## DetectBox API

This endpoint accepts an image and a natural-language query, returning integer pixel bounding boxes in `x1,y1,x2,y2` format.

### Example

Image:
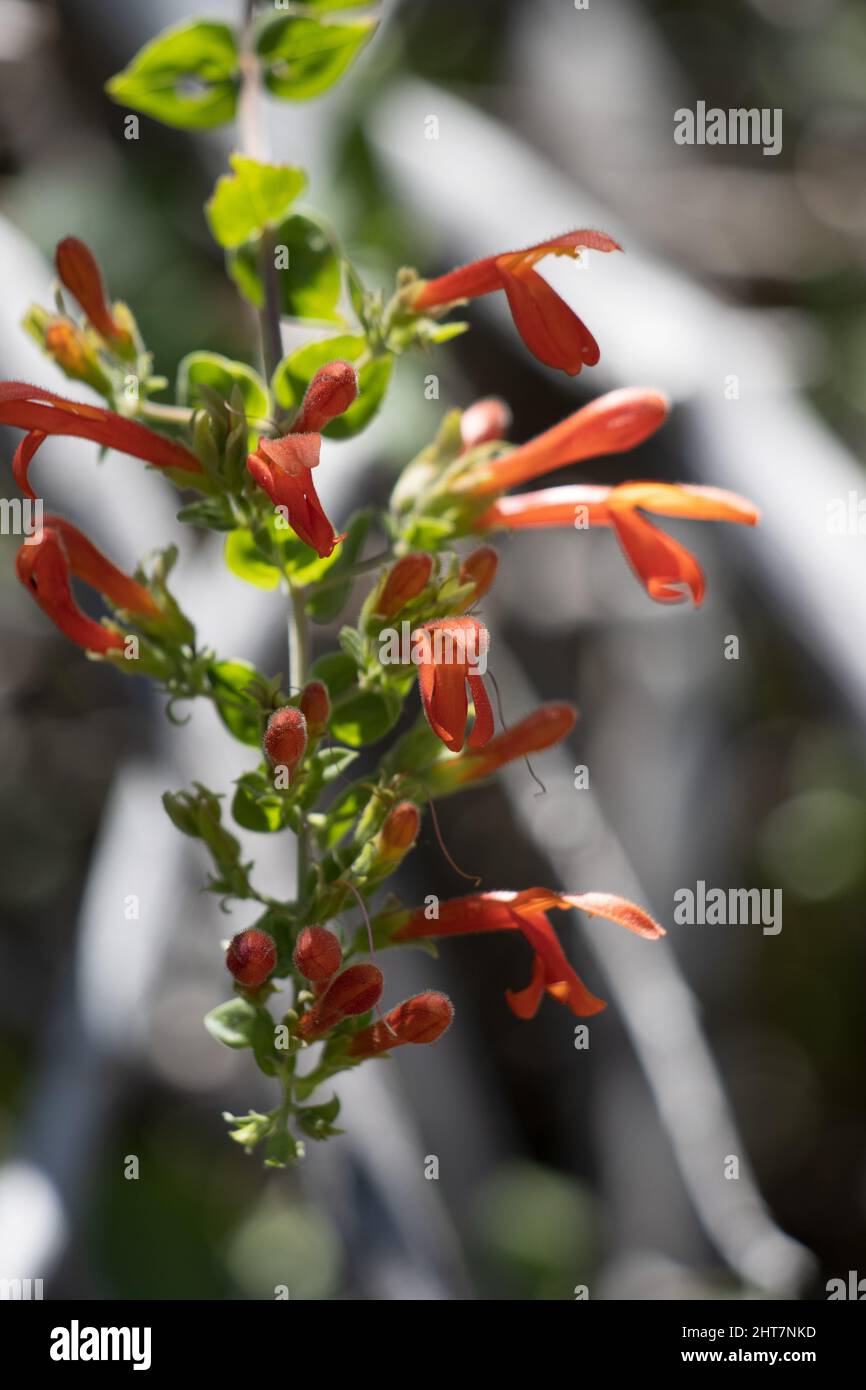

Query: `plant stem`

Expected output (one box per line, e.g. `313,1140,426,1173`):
239,0,283,380
287,580,311,895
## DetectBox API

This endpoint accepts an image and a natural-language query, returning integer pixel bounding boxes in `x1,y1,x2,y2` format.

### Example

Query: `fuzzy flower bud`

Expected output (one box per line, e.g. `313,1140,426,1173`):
299,680,330,736
349,992,454,1057
226,928,277,988
376,552,433,617
378,801,420,860
264,706,308,785
293,925,342,983
292,360,358,434
298,963,384,1039
55,236,133,352
459,545,498,604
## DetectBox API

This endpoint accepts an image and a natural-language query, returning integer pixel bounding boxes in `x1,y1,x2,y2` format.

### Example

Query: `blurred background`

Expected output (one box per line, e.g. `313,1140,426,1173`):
1,0,865,1300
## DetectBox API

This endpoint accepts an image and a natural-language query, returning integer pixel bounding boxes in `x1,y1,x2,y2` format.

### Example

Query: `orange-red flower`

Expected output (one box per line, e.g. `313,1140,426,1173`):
477,481,759,605
414,616,493,753
348,992,454,1057
376,552,433,617
381,889,663,1019
423,702,577,792
407,230,621,375
55,236,133,352
16,517,158,654
0,381,202,500
247,362,358,559
457,388,669,496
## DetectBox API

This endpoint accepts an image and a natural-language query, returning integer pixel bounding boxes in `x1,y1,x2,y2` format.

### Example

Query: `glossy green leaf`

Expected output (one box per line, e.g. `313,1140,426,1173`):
106,20,240,129
205,155,306,249
272,334,392,439
316,780,371,848
229,213,342,323
329,689,401,747
308,650,357,698
225,529,282,590
207,660,265,746
231,781,284,834
177,351,271,423
304,511,372,623
256,15,377,102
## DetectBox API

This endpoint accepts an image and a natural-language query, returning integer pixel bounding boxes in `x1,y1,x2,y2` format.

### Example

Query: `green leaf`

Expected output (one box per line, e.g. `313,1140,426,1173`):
317,780,372,848
207,660,265,747
329,690,401,747
231,781,284,834
256,15,377,102
205,997,260,1049
225,529,283,590
177,351,271,424
176,494,237,531
205,154,307,249
338,626,366,668
271,335,392,440
309,650,357,698
106,20,240,130
229,213,342,323
297,1093,343,1140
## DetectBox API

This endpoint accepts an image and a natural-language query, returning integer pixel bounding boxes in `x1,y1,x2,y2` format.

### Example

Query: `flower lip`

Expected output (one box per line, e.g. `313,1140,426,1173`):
414,616,494,753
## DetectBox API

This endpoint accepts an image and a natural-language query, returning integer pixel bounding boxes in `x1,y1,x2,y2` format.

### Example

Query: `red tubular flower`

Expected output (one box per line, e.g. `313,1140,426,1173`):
299,680,330,736
247,433,342,559
42,514,160,617
297,963,384,1039
407,230,621,375
291,361,358,434
459,397,512,452
16,518,158,654
377,552,433,617
55,236,133,350
348,992,454,1057
293,925,342,983
459,545,498,605
17,530,123,655
477,481,760,605
424,702,577,791
458,388,669,497
264,706,308,782
226,928,277,988
378,801,421,859
414,616,493,753
382,889,663,1020
0,382,202,500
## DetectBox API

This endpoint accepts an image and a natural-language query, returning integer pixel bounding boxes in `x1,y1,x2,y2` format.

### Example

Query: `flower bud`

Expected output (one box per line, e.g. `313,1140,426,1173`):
459,545,498,604
55,236,133,352
299,680,330,736
376,552,433,617
349,992,454,1057
298,963,384,1039
292,361,358,434
378,801,420,860
226,928,277,988
44,319,112,394
460,397,511,452
293,925,342,982
264,706,308,784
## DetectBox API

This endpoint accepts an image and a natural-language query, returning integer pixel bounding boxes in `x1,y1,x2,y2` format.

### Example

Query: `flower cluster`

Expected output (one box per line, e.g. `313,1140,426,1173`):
3,6,759,1164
